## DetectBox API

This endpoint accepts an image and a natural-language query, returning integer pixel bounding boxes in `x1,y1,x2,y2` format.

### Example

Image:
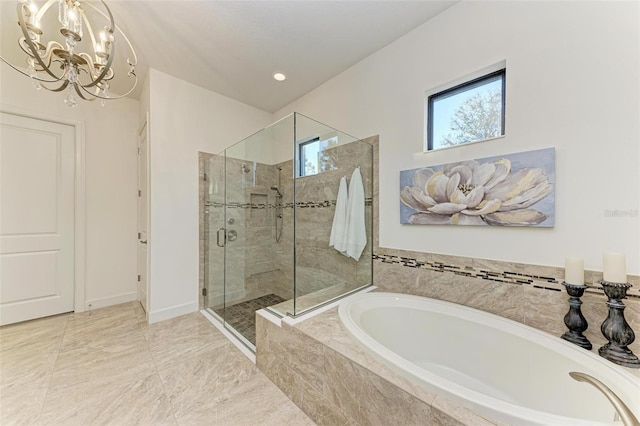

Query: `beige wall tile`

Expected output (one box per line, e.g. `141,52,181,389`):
322,349,362,420
356,365,431,426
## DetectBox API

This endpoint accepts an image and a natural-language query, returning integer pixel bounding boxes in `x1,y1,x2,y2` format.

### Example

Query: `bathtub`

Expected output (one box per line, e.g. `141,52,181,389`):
338,292,640,425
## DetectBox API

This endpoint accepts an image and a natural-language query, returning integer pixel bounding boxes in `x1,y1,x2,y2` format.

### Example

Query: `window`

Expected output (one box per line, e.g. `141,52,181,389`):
298,136,338,177
427,68,505,151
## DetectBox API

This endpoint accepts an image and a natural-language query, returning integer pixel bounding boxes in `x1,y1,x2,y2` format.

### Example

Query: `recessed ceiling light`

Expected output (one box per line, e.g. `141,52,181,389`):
273,72,286,82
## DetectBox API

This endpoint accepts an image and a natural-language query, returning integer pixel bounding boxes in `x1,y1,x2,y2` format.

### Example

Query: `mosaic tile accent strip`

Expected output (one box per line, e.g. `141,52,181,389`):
214,294,287,345
205,198,373,210
372,253,639,299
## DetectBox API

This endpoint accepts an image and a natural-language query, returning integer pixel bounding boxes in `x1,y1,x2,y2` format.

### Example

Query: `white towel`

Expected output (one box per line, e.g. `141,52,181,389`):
345,167,367,261
329,176,349,254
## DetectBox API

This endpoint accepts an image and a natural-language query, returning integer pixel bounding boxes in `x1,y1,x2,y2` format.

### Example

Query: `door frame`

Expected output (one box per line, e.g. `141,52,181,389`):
1,106,87,314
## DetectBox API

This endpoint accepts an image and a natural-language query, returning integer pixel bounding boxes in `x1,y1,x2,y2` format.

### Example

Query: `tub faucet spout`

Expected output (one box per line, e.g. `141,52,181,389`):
569,372,640,426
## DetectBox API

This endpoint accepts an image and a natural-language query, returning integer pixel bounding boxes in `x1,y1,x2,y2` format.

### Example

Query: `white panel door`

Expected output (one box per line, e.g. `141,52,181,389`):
0,112,75,325
137,118,149,315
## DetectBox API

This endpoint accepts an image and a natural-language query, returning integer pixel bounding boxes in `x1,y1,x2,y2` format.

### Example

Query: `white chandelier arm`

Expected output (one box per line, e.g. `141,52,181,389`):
83,1,138,68
20,39,68,73
76,51,97,83
73,82,95,101
27,77,70,93
47,78,70,92
33,0,57,24
78,75,137,100
16,2,61,81
8,39,67,83
81,6,99,62
0,56,67,88
0,56,40,78
80,1,114,88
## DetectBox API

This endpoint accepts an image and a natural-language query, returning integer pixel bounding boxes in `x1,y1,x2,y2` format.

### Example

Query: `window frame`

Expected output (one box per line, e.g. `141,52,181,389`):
426,68,506,151
297,137,321,177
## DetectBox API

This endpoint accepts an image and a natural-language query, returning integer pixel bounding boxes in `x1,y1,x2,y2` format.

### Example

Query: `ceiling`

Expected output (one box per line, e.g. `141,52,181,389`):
0,1,456,112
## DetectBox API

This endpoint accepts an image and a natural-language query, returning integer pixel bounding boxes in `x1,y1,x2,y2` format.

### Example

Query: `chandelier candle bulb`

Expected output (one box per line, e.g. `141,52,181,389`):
603,253,626,283
564,257,584,285
99,31,107,50
28,3,37,24
67,8,76,25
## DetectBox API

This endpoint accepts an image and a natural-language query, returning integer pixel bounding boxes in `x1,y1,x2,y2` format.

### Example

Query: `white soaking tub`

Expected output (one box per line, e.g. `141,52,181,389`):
338,292,640,425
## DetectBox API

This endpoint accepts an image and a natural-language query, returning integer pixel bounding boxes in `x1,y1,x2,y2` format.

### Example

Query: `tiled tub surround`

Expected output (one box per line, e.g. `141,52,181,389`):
256,133,640,424
371,248,640,357
256,307,497,426
256,261,640,425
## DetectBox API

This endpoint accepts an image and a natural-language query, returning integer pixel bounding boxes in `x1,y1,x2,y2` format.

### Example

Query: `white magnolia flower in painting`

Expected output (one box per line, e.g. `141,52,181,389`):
400,158,552,226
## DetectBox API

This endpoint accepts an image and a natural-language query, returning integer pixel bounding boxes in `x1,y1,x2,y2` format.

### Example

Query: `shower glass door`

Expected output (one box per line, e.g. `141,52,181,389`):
204,153,225,324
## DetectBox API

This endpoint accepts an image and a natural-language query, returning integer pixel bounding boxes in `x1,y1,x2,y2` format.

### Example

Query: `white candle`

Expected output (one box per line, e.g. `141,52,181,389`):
28,2,38,26
565,257,584,285
603,252,626,283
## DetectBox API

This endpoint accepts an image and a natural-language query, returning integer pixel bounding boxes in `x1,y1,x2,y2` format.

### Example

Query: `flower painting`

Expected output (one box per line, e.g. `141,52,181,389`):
400,148,555,226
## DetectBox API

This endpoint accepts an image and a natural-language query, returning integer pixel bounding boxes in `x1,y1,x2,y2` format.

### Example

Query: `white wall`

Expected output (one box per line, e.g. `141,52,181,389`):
275,1,640,275
140,70,151,123
1,69,140,309
147,69,272,322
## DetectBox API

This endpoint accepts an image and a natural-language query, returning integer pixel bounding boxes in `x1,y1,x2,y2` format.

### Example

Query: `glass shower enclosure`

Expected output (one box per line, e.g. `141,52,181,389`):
202,113,373,351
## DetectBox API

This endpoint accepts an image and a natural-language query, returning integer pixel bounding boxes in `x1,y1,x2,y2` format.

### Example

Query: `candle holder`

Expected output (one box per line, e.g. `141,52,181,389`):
561,282,592,350
598,280,640,368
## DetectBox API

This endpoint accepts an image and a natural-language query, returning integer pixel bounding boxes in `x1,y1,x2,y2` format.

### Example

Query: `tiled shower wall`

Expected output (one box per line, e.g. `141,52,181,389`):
272,138,374,300
199,136,374,311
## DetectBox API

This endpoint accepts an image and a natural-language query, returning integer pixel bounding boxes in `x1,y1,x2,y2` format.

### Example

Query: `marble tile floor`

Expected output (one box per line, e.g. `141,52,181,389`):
0,302,314,426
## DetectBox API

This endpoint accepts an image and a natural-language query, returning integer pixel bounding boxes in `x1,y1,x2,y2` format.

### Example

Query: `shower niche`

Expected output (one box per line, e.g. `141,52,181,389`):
200,112,373,351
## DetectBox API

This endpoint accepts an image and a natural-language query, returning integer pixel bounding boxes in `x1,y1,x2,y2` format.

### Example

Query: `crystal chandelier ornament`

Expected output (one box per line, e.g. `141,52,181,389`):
1,0,137,107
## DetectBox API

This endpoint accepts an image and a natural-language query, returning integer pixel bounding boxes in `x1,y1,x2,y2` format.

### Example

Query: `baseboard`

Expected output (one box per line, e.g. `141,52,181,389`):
85,292,137,311
148,301,198,324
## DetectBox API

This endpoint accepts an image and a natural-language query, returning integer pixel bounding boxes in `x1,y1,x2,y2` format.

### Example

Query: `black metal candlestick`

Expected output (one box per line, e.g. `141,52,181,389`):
598,280,640,368
561,282,592,350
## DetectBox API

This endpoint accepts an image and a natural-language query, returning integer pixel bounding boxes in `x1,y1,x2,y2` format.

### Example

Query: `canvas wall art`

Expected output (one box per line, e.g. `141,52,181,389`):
400,148,555,226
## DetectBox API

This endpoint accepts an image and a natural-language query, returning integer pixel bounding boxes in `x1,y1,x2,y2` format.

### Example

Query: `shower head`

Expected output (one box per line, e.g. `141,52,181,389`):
270,186,283,197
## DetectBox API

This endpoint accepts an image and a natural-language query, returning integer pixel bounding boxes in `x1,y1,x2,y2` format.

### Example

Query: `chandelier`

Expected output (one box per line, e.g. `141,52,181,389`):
0,0,137,107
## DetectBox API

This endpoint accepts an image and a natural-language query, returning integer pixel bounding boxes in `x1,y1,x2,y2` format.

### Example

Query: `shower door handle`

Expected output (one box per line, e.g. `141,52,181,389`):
216,227,226,247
